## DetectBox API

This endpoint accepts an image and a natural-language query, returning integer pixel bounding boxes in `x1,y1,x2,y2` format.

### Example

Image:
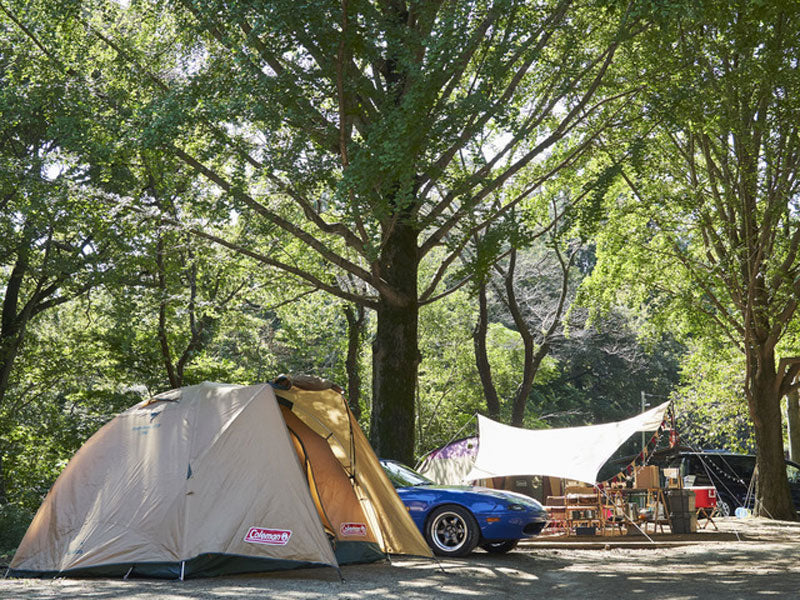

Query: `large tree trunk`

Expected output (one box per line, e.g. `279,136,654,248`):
787,389,800,463
473,284,500,419
749,348,797,520
370,220,418,465
155,235,179,389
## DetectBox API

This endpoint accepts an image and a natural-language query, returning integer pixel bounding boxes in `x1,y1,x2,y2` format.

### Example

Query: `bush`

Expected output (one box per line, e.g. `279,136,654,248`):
0,503,33,561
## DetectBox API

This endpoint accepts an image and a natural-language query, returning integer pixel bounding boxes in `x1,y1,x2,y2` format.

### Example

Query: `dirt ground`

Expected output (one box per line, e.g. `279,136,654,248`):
3,517,800,599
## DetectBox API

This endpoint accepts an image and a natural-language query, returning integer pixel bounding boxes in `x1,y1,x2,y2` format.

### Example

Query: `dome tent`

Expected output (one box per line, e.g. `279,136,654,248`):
9,377,431,579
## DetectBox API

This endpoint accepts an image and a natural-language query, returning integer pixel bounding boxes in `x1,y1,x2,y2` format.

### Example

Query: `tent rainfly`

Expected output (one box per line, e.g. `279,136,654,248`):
416,437,480,487
464,401,672,484
8,377,432,579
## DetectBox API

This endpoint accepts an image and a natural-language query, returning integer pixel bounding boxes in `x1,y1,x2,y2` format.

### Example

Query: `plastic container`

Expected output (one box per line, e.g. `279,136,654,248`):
686,486,716,508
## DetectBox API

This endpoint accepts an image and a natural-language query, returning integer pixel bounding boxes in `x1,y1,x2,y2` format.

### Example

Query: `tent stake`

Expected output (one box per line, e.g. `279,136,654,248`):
179,560,185,581
123,566,133,580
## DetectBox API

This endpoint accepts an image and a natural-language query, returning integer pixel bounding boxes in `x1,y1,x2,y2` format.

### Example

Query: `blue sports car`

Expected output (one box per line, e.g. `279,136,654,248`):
380,459,548,557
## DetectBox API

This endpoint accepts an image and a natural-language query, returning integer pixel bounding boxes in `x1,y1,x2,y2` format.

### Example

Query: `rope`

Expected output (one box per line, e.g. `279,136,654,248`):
678,439,746,540
596,486,656,544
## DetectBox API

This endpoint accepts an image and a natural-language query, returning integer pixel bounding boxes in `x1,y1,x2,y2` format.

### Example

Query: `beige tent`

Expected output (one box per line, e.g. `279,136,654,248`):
9,378,431,579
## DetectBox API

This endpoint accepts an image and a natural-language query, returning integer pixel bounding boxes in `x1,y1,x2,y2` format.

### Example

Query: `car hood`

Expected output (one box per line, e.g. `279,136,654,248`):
411,484,545,510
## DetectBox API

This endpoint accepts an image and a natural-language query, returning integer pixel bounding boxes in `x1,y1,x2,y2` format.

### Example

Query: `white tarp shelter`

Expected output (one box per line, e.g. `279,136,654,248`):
465,401,671,484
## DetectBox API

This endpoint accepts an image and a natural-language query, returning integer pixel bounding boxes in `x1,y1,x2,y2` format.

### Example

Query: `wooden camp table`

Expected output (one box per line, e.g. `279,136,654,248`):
603,488,672,534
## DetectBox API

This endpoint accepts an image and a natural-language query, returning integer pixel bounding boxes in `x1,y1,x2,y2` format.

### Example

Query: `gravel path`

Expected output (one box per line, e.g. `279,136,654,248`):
4,518,800,599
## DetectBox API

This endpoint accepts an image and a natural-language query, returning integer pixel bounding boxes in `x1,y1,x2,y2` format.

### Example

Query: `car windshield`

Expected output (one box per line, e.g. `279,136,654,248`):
381,460,435,487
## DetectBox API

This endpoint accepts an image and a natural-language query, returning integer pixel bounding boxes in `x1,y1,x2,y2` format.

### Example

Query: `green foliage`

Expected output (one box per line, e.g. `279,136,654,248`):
675,343,754,453
0,503,33,559
5,0,796,528
534,309,681,426
415,285,557,454
0,300,142,512
269,291,358,387
416,288,483,455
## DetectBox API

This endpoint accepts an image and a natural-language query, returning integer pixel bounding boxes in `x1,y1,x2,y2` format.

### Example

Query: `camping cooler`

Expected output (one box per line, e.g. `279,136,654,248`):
686,486,717,509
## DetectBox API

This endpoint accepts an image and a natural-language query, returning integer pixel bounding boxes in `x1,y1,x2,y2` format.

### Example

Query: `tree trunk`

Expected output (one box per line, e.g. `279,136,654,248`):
749,348,797,520
0,329,23,409
787,389,800,463
473,284,500,419
504,249,537,428
370,220,418,465
156,235,179,388
511,344,549,427
344,304,365,420
511,341,536,427
0,452,6,505
0,259,30,506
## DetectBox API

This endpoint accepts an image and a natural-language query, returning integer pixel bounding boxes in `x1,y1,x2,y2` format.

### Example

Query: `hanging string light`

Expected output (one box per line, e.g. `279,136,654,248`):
598,404,675,490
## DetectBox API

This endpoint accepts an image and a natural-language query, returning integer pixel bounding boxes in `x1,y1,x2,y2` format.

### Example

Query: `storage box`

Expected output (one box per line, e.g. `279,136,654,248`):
575,526,597,536
666,489,696,512
634,465,661,489
669,511,698,534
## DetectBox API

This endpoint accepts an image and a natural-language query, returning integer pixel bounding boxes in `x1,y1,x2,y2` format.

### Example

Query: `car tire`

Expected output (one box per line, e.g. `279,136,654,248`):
425,504,480,557
716,499,732,517
480,540,519,554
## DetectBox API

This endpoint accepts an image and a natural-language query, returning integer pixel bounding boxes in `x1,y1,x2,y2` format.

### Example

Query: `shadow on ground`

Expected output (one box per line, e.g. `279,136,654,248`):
4,519,800,599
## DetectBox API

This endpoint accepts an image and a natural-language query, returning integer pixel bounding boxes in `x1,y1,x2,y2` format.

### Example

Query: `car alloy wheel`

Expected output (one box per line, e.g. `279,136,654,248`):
425,505,480,557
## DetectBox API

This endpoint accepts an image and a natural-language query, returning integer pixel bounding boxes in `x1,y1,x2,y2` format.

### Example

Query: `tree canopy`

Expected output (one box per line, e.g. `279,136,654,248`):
1,0,799,546
582,0,800,518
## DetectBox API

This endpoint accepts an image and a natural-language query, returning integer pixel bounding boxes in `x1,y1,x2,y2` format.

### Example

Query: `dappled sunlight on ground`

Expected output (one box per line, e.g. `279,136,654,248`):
4,518,800,599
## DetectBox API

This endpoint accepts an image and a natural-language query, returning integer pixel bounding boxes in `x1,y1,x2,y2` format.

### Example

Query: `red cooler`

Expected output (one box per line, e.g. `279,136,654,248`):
687,486,717,509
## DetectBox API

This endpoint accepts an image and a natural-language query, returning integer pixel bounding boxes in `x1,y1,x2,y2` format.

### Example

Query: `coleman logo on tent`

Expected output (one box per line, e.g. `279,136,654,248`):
243,527,292,546
339,522,367,537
